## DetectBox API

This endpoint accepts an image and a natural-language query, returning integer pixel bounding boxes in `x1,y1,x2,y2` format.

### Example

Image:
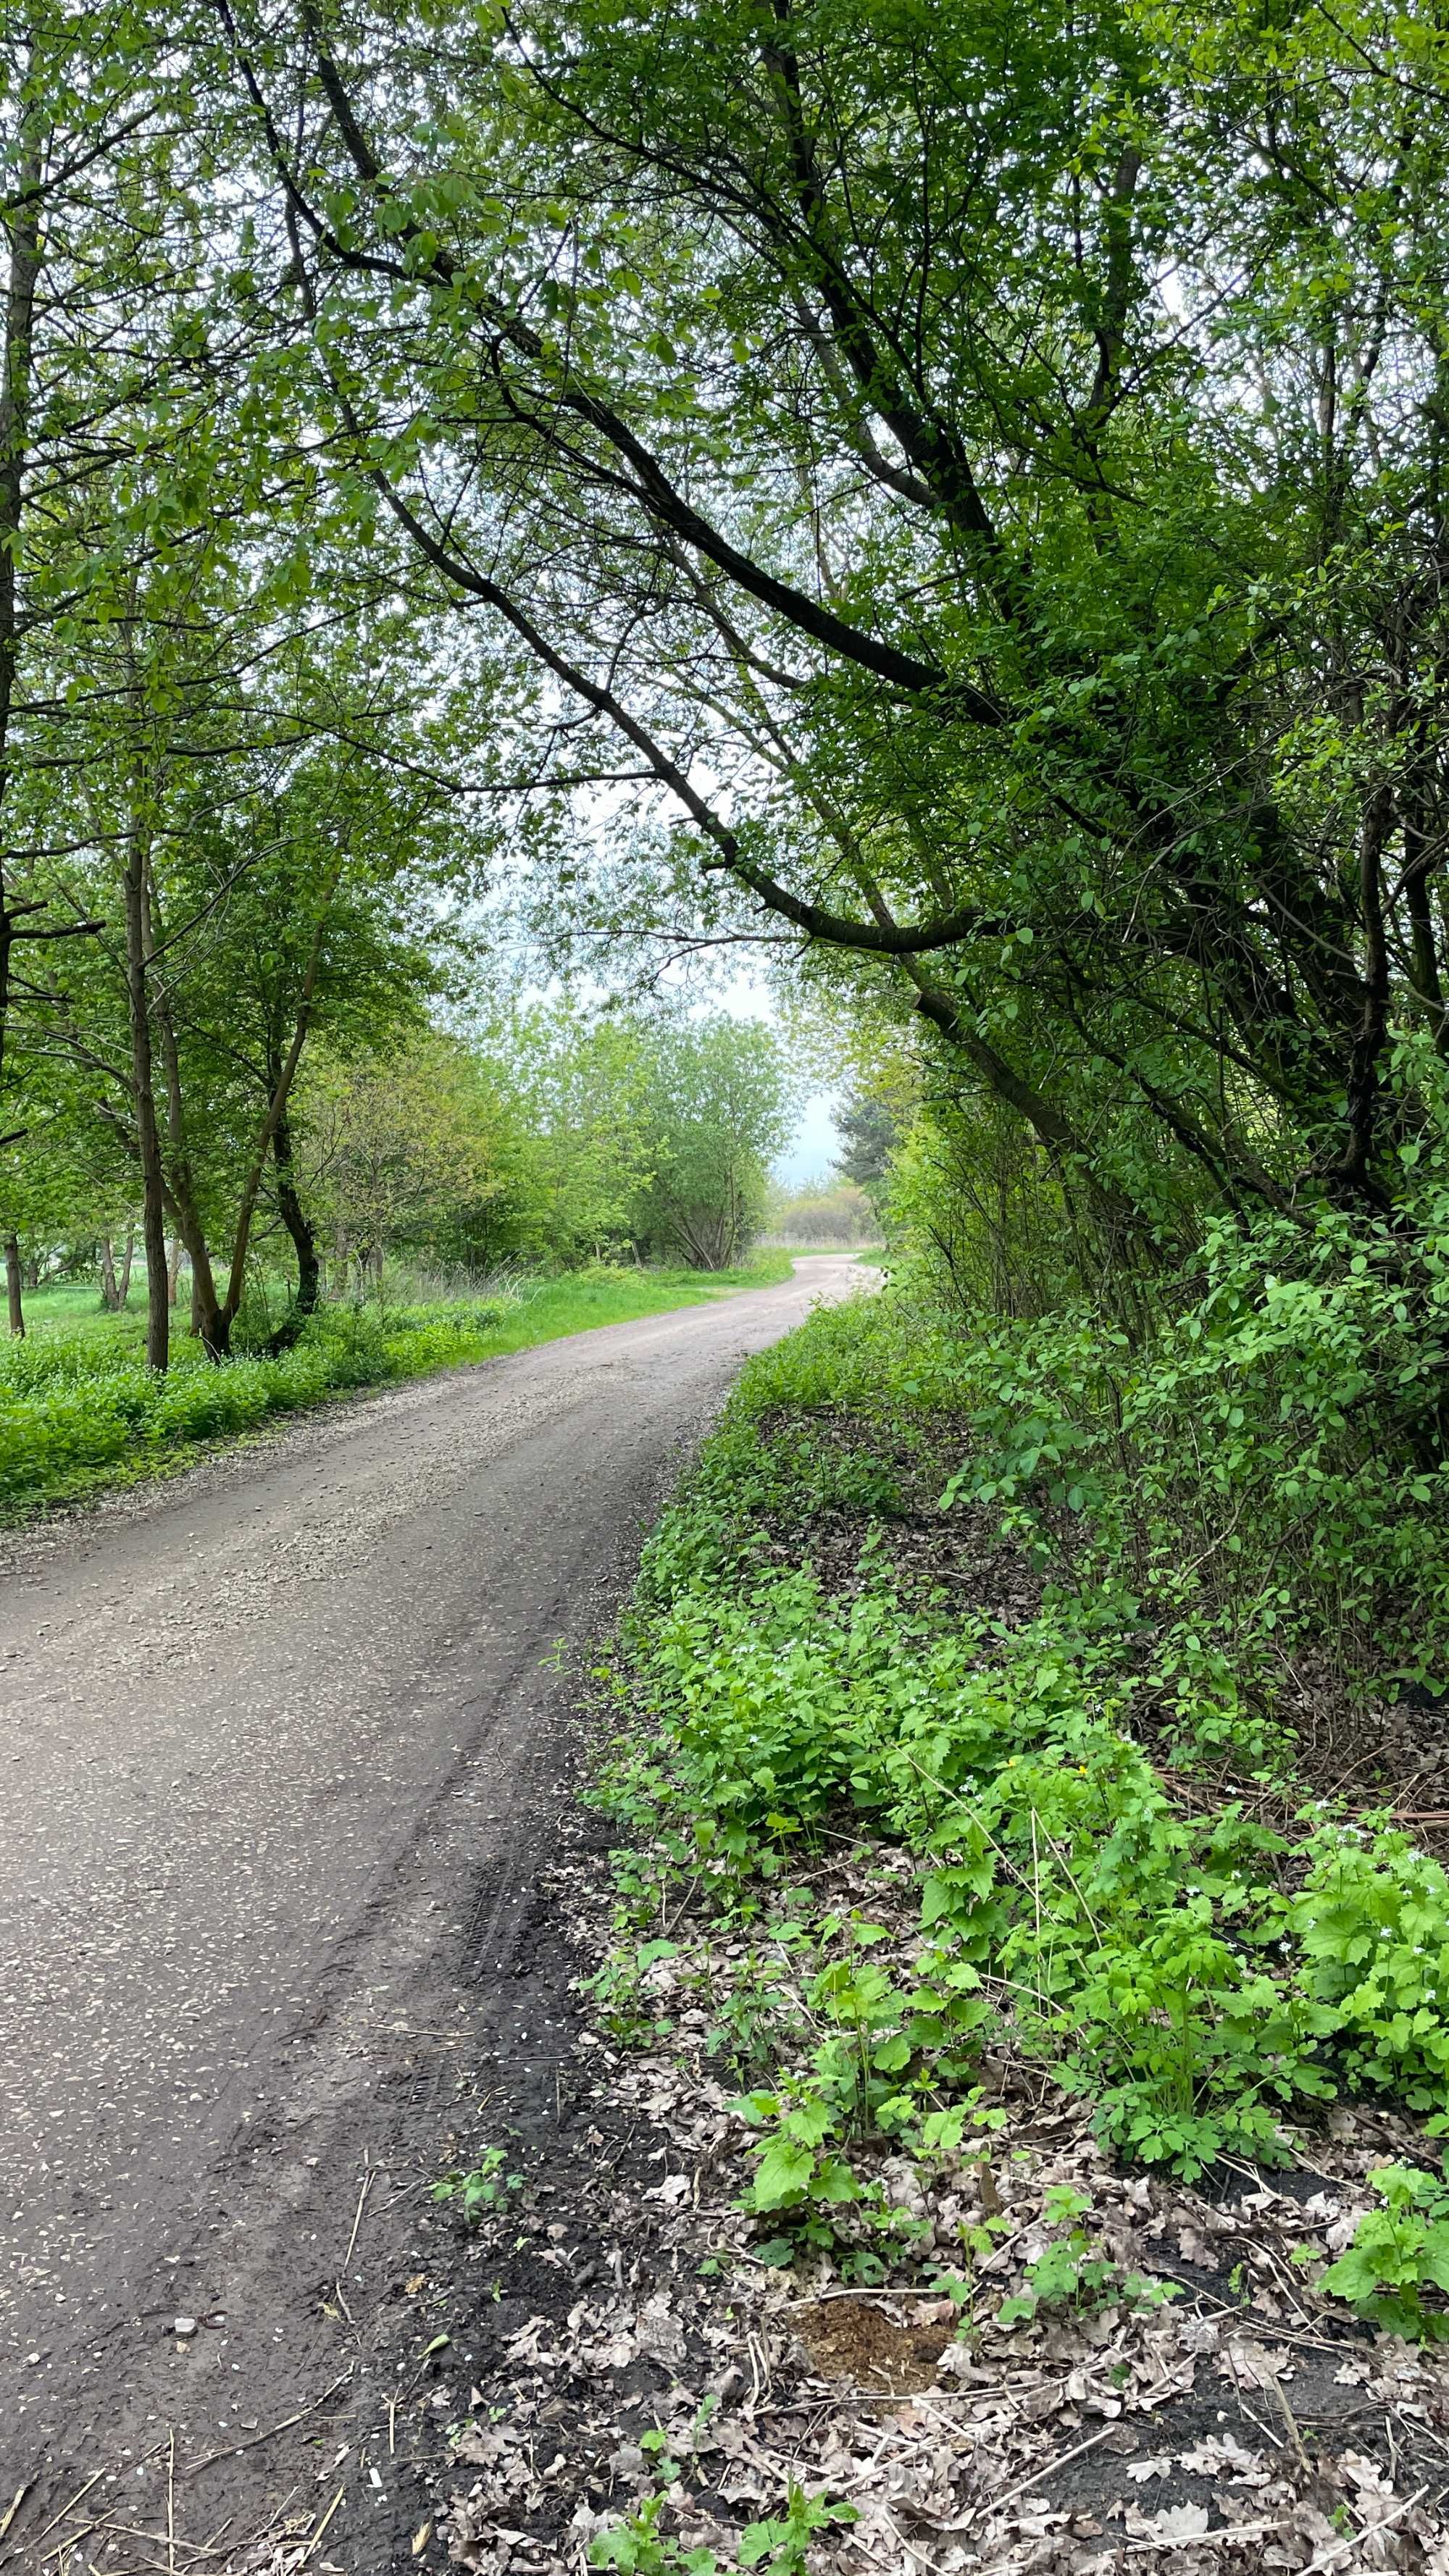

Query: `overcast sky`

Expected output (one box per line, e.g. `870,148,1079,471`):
777,1090,841,1187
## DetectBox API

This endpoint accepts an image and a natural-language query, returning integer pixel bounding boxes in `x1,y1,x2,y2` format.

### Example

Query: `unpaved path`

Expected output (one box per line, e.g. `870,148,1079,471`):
0,1257,863,2565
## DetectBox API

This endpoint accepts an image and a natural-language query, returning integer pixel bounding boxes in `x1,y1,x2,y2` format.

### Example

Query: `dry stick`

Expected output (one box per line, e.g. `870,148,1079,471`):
301,2486,346,2565
1272,2373,1312,2475
43,2514,104,2564
343,2165,372,2275
167,2427,175,2576
1112,2519,1281,2558
183,2372,351,2477
80,2524,216,2563
1308,2488,1429,2570
969,2422,1121,2525
33,2446,169,2546
0,2491,27,2545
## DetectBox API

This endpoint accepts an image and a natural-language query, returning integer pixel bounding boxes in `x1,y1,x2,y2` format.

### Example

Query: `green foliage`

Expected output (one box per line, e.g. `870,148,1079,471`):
1321,2167,1449,2343
768,1182,878,1250
588,2484,856,2575
996,2185,1177,2327
432,2148,523,2225
599,1281,1449,2190
0,1258,790,1518
900,1141,1449,1693
635,1015,794,1272
1289,1831,1449,2111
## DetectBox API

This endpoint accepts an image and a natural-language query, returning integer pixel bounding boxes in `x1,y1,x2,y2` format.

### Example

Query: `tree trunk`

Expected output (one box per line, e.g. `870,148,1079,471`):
167,1236,182,1305
5,1232,23,1337
99,1234,119,1311
151,915,330,1363
0,92,41,1102
117,1226,135,1307
121,821,170,1372
272,1108,320,1314
149,965,229,1355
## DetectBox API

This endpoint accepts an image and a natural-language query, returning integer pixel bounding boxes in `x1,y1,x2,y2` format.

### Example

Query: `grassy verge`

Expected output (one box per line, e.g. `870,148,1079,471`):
595,1280,1449,2257
0,1251,795,1521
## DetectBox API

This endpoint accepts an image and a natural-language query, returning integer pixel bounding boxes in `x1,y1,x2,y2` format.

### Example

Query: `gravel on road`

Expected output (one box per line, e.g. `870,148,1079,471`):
0,1255,864,2564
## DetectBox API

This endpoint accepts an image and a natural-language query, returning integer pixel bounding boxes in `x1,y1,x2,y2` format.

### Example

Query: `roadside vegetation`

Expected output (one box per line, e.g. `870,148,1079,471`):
0,995,806,1513
558,1084,1449,2564
0,1254,792,1519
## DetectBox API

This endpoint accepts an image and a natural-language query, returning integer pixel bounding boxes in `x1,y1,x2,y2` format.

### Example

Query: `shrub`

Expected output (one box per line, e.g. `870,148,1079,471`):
1321,2165,1449,2341
601,1278,1449,2185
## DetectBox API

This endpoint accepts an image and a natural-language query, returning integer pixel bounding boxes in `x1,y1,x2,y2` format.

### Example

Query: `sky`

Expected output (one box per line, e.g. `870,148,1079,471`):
711,971,843,1189
777,1090,841,1187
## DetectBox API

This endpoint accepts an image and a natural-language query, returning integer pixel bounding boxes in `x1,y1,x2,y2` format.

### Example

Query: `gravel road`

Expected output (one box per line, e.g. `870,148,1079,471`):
0,1256,864,2555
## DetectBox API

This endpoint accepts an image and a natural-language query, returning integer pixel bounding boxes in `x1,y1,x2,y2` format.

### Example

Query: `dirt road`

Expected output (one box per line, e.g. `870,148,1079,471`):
0,1256,863,2564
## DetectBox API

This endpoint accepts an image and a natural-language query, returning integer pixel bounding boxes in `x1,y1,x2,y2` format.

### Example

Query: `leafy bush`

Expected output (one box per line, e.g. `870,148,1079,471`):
996,2185,1176,2327
1321,2165,1449,2342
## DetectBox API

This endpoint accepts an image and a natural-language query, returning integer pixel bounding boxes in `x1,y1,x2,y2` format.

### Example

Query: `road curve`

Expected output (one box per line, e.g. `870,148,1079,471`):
0,1255,864,2531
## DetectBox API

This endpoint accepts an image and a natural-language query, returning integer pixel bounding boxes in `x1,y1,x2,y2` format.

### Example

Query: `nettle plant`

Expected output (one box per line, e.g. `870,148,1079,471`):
432,2146,523,2227
603,1289,1449,2207
588,2407,858,2576
731,1918,993,2272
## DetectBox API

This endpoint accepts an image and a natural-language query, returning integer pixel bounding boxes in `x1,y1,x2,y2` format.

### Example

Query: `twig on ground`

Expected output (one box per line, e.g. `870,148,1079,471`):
1308,2485,1427,2569
969,2422,1122,2526
343,2163,372,2274
183,2371,352,2477
301,2486,346,2564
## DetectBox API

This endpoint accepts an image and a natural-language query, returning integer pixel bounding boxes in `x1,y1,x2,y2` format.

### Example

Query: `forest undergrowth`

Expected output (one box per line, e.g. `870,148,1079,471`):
561,1247,1449,2570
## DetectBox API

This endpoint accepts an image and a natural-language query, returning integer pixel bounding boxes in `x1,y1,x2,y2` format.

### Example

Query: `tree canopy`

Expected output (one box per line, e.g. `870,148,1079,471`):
8,0,1449,1348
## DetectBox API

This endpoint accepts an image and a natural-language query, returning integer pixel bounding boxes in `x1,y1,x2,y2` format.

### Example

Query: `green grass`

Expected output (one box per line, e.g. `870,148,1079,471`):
0,1251,796,1522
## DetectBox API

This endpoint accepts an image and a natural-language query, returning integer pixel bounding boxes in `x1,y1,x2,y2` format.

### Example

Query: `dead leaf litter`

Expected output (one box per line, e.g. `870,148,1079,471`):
402,1843,1449,2576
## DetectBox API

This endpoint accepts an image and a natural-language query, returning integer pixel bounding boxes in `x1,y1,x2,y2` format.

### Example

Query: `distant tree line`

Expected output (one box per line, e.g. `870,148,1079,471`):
1,1006,791,1336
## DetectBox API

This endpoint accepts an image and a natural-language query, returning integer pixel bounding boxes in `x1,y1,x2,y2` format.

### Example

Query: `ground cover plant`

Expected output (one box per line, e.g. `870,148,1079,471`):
0,1254,792,1518
551,1253,1449,2564
596,1245,1449,2252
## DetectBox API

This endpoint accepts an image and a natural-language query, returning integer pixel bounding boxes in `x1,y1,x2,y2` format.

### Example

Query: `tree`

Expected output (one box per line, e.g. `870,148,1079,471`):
501,1005,656,1267
835,1095,901,1220
0,4,221,1139
296,1032,511,1292
637,1016,791,1270
28,561,486,1356
218,0,1449,1261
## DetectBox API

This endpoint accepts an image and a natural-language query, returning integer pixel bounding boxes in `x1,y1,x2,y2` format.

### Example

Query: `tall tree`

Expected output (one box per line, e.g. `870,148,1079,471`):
218,0,1449,1247
0,4,219,1153
30,561,484,1355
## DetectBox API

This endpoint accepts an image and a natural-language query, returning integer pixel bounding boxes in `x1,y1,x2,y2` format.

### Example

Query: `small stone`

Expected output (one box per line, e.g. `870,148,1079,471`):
174,2316,198,2339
